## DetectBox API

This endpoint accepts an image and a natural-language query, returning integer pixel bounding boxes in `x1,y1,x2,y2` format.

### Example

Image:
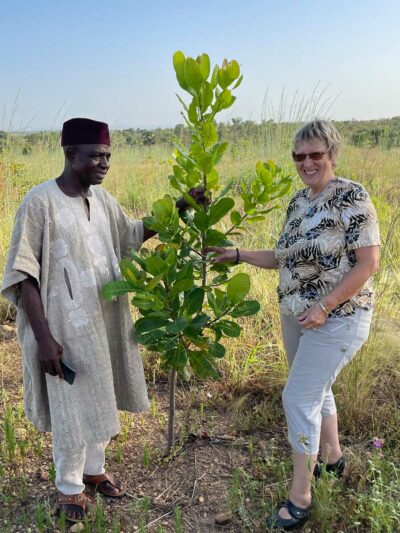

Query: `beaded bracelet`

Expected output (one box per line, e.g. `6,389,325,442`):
234,248,240,265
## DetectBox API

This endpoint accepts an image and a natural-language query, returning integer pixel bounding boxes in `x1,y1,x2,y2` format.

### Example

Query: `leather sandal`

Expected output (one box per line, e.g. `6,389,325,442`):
56,492,88,523
314,455,345,479
83,473,126,498
266,499,312,531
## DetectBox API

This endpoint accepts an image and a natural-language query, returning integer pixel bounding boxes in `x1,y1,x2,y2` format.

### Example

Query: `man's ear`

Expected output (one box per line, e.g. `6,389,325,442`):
64,145,78,162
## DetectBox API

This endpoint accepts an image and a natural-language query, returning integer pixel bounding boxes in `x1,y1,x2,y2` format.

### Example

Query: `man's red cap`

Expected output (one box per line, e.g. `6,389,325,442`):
61,118,110,146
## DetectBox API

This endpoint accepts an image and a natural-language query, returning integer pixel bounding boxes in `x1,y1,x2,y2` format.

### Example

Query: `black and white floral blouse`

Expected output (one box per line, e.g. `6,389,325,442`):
275,177,380,317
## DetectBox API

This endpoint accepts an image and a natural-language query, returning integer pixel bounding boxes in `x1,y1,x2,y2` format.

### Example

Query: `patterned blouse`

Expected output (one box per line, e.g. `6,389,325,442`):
275,177,380,317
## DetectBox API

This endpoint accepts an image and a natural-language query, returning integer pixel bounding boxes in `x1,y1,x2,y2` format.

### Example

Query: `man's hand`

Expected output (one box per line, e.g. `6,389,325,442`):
175,187,211,212
37,334,64,379
20,276,65,379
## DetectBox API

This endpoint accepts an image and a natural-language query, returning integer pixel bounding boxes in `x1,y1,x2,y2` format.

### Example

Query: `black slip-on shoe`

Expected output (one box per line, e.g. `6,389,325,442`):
266,499,312,531
313,455,345,479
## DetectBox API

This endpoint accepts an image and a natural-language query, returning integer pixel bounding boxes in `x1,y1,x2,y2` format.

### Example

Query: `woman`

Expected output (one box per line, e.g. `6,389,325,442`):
208,120,380,530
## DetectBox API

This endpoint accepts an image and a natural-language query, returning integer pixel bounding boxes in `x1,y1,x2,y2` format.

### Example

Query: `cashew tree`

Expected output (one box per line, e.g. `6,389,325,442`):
103,51,293,452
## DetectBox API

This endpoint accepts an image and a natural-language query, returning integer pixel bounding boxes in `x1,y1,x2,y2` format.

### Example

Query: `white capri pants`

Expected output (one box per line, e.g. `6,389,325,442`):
280,307,372,455
53,439,109,495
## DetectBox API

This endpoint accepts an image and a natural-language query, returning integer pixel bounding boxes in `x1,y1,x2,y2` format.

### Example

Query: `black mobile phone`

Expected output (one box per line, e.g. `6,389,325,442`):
60,360,76,385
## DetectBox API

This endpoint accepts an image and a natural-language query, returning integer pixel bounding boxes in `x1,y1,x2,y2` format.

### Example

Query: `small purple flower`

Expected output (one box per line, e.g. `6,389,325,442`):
372,437,384,449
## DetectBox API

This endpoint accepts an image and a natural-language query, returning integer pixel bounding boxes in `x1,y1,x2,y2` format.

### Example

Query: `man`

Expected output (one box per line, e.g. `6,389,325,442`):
1,118,197,522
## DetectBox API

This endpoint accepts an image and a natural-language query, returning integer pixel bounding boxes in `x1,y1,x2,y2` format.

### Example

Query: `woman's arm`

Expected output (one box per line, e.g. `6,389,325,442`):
298,245,380,329
206,247,278,269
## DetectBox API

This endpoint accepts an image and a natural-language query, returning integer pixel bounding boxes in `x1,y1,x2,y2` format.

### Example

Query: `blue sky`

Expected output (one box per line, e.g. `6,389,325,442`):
1,0,399,131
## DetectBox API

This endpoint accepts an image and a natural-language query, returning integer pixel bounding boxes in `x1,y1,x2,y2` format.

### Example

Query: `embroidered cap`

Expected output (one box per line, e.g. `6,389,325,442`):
61,118,110,146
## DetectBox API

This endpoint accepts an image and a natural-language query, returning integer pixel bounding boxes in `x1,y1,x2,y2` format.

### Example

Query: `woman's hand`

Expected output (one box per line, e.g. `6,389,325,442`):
206,247,237,263
297,302,327,329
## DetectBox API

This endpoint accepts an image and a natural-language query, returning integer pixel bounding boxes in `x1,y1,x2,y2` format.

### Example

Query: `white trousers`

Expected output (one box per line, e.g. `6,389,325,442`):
53,439,109,495
280,308,372,455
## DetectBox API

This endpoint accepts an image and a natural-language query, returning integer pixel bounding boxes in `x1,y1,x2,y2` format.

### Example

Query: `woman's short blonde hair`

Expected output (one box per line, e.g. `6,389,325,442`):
293,119,342,162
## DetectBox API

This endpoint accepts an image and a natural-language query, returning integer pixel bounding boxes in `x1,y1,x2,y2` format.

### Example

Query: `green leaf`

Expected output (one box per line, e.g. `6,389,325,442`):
210,65,219,88
227,272,251,302
135,329,168,345
197,153,214,174
129,249,147,270
206,168,220,190
173,164,186,183
152,195,175,221
170,344,188,370
212,142,228,165
210,273,229,286
200,82,213,112
169,175,181,190
226,59,240,82
132,294,164,311
201,122,218,148
175,262,194,282
196,53,210,79
119,259,143,288
204,229,233,247
146,273,164,290
218,90,234,109
170,277,194,296
232,74,243,90
145,256,168,276
135,317,169,335
230,210,242,226
134,317,169,345
229,300,260,318
193,210,209,231
151,336,179,353
102,280,133,300
184,57,204,90
186,169,202,187
187,313,209,330
184,287,205,315
163,247,177,269
189,351,219,379
188,100,199,124
208,342,226,359
166,317,187,334
217,66,230,90
208,197,235,225
173,51,189,90
217,320,242,337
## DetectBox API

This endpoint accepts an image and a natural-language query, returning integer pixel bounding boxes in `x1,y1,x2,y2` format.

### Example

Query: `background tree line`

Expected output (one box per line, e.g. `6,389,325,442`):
2,116,400,154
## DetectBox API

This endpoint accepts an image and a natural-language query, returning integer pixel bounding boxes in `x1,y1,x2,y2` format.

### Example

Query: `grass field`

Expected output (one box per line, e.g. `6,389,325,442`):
0,130,399,532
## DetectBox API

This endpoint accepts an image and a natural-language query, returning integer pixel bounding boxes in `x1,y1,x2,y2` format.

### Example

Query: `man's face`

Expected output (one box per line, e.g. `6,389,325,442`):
71,144,111,186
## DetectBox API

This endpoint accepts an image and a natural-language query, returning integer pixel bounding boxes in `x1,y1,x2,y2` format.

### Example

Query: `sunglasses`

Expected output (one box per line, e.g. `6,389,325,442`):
292,151,327,162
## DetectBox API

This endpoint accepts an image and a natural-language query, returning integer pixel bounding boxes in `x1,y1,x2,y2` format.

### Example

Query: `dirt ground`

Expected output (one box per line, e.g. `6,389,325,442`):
0,325,292,533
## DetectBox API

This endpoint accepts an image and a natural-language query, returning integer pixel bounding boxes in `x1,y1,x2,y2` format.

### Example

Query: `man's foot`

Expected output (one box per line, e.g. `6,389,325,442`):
56,492,88,523
266,499,312,530
314,455,345,479
83,473,125,498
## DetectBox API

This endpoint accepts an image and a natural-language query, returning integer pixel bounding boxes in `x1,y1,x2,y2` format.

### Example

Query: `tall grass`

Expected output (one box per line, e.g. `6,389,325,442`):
0,135,400,426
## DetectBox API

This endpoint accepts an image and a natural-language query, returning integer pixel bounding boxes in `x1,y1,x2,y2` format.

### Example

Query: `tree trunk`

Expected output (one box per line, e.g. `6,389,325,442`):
167,368,177,453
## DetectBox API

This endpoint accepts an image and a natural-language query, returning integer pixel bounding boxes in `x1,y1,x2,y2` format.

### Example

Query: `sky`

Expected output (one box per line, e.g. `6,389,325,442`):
1,0,399,131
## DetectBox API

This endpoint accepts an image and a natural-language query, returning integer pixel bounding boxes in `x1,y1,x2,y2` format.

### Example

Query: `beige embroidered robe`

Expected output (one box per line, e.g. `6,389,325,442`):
1,180,149,448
